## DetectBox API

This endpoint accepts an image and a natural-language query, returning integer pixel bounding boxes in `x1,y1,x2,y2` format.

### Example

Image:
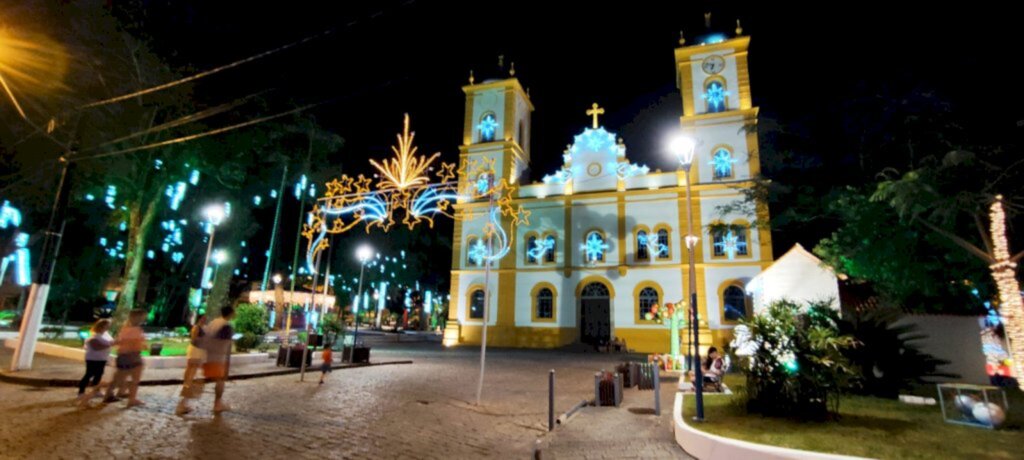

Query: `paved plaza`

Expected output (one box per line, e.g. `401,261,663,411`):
0,340,689,459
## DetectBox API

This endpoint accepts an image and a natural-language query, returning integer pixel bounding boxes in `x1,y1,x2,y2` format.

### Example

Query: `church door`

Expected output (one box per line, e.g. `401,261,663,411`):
580,282,611,346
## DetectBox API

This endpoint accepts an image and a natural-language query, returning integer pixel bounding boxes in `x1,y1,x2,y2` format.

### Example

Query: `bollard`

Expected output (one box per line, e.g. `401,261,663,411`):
654,365,661,416
614,373,622,407
594,372,601,407
548,369,555,432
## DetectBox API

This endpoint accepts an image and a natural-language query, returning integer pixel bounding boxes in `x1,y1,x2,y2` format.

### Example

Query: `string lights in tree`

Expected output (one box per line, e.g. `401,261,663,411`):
989,195,1024,388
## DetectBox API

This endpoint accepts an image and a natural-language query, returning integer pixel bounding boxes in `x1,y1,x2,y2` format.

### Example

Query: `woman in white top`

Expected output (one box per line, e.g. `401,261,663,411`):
77,319,113,404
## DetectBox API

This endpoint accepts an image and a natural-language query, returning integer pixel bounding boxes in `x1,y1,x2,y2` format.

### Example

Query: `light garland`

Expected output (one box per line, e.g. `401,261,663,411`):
989,196,1024,387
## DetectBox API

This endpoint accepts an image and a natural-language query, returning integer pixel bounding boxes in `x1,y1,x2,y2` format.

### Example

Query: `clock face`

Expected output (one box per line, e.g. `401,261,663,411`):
701,55,725,75
586,162,602,177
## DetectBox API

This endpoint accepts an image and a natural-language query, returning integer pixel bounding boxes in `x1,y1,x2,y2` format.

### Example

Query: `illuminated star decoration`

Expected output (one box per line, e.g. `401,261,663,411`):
477,114,499,142
714,230,747,260
710,149,735,178
581,232,609,263
526,237,555,261
614,162,650,180
703,82,728,112
304,115,531,273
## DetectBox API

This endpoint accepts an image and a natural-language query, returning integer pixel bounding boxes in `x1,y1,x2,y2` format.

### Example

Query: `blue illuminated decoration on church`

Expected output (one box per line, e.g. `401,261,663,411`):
704,81,728,113
478,113,499,142
710,149,735,179
581,232,608,262
714,230,747,260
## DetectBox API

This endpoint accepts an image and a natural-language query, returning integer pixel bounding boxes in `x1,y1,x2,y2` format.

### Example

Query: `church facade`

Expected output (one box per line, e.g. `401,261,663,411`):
444,33,772,354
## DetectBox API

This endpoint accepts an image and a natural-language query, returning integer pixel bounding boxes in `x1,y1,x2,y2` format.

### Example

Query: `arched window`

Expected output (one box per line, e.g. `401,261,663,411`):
636,230,650,260
526,235,538,264
712,226,749,259
469,289,485,319
583,231,607,262
723,285,748,321
710,148,735,179
535,288,554,320
544,235,556,263
637,286,659,320
704,80,727,113
466,236,479,265
656,228,670,259
478,113,498,143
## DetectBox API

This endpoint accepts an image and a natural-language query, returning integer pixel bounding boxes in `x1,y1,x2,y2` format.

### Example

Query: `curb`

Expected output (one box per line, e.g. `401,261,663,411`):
0,360,413,388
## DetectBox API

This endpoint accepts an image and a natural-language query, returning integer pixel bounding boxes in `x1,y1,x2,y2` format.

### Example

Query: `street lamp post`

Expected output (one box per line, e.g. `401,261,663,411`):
351,245,373,349
668,134,705,421
197,204,226,322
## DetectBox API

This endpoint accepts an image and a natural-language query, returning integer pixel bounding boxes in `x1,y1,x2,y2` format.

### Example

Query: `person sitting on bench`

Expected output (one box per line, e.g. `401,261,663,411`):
699,347,726,392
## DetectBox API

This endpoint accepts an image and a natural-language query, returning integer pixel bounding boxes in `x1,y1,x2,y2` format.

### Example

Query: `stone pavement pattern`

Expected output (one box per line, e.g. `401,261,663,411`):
0,342,691,459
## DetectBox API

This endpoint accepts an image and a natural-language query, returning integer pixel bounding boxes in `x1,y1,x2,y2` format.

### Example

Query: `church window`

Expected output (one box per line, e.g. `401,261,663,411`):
723,285,749,322
637,230,650,260
469,288,485,319
636,285,660,321
656,228,670,259
710,148,735,179
583,231,607,262
544,234,556,263
535,287,554,320
704,80,727,113
478,113,499,143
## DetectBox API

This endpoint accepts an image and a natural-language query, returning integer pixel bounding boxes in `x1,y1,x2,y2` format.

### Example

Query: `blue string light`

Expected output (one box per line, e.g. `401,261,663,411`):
710,149,735,178
581,232,609,262
477,114,499,142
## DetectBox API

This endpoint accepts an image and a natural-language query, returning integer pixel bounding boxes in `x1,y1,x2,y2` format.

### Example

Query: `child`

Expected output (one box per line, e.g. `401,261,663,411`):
77,319,113,405
104,309,148,407
319,344,333,385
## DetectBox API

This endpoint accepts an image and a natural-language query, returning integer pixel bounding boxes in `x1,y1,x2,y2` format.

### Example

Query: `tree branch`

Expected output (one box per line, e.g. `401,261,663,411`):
915,217,995,264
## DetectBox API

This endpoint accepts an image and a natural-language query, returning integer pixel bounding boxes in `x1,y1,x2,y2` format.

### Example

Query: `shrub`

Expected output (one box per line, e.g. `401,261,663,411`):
739,300,858,420
233,303,269,351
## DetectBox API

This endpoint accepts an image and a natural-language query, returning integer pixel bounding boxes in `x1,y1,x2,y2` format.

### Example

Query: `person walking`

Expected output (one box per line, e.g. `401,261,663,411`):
175,315,207,415
104,309,148,407
202,306,235,413
77,319,113,406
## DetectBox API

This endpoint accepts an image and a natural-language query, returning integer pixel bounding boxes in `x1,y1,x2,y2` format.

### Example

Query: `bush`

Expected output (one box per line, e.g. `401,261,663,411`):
233,303,269,351
174,326,189,338
739,300,858,420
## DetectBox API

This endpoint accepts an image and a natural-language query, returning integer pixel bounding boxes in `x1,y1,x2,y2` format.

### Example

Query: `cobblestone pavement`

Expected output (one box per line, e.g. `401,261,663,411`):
0,342,691,459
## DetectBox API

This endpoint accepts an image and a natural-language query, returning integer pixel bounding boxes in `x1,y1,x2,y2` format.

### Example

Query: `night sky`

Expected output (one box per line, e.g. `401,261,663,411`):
9,1,1023,263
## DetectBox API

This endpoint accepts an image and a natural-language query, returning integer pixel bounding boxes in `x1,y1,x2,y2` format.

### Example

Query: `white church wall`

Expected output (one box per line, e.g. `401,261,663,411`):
571,199,619,267
693,122,752,183
517,201,565,267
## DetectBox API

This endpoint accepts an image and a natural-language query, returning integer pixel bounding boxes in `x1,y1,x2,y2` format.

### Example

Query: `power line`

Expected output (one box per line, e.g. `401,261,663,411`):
71,78,405,163
74,0,416,111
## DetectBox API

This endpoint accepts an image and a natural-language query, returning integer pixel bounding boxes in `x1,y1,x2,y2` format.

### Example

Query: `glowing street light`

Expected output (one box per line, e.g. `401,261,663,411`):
667,131,705,421
351,244,374,350
272,273,283,285
197,203,227,320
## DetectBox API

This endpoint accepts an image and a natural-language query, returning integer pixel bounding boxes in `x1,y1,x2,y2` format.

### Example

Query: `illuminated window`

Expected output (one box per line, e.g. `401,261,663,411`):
478,113,498,143
638,286,659,319
704,80,727,113
637,230,650,260
657,229,670,259
710,148,735,179
544,234,556,263
526,235,538,264
469,289,485,319
723,285,748,321
536,288,554,319
466,236,478,265
583,231,607,262
712,226,749,259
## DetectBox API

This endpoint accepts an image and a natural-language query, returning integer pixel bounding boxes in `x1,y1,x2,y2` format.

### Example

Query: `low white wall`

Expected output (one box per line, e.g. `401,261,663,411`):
3,338,272,369
673,393,873,460
892,314,988,385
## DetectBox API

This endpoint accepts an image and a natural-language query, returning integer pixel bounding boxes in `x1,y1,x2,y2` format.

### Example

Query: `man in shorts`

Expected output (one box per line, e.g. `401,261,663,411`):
203,305,236,413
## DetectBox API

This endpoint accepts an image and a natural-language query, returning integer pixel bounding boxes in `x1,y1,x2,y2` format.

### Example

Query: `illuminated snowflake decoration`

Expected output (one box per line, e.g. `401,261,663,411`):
614,162,650,180
304,114,529,273
526,236,555,261
714,230,747,260
710,149,735,178
580,232,608,263
542,168,571,184
703,82,729,112
477,114,499,142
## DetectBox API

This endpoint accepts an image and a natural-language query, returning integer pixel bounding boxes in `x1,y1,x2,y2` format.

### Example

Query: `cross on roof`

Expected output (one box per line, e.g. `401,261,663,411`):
586,103,605,129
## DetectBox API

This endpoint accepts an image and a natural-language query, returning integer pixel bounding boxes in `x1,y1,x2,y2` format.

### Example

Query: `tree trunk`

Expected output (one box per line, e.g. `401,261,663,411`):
113,190,161,327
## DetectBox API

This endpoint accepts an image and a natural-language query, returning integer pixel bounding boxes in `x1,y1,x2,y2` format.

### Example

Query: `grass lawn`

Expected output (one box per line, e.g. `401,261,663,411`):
41,338,191,356
684,374,1024,459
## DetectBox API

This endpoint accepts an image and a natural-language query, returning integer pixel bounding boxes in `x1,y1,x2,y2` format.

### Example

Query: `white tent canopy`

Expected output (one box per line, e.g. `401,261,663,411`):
745,243,840,315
